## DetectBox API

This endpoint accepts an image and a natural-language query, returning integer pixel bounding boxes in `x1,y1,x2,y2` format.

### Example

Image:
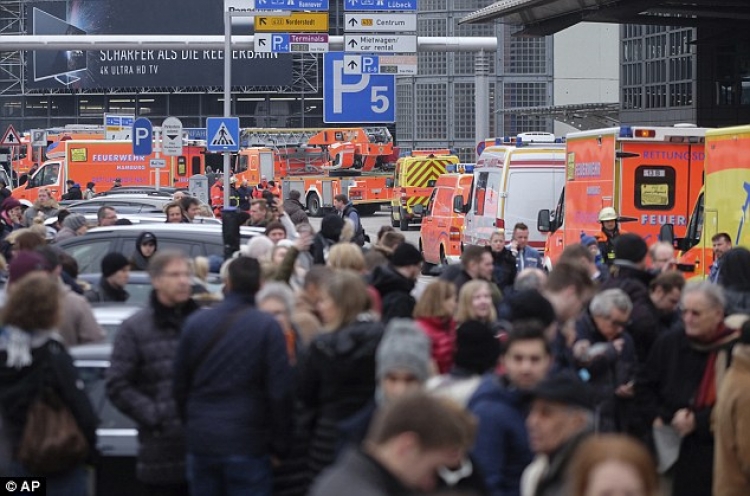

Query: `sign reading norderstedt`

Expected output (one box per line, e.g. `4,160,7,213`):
255,12,329,32
344,13,417,32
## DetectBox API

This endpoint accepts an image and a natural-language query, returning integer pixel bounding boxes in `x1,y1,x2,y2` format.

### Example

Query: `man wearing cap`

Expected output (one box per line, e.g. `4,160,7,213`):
521,371,595,496
369,242,423,324
596,207,622,266
131,231,158,271
85,252,131,303
600,233,661,364
283,189,309,225
469,322,553,496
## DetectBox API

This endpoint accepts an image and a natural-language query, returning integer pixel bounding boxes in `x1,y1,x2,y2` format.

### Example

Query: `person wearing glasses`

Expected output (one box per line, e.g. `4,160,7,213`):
97,206,118,227
572,288,636,433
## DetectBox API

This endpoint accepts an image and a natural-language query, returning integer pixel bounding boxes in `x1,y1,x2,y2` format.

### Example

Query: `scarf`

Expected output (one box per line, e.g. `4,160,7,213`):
689,324,740,409
0,326,61,368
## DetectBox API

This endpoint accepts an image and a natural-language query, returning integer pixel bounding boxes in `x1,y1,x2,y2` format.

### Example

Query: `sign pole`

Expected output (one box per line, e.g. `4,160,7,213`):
223,9,232,210
155,128,161,192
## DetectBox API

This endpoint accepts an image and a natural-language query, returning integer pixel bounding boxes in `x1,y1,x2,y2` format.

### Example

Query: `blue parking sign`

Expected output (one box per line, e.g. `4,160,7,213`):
323,52,395,124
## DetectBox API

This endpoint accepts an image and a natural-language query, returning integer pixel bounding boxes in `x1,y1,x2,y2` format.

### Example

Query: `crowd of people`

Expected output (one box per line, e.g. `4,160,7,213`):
0,190,749,496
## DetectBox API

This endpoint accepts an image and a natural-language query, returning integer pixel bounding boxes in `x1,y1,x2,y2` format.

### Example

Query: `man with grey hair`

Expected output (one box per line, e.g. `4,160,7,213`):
513,267,547,292
649,241,676,273
636,280,740,496
573,288,637,432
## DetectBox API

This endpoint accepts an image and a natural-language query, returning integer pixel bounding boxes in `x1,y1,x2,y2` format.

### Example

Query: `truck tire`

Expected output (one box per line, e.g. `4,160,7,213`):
307,193,322,217
399,208,409,232
440,246,448,266
420,239,435,275
390,207,399,227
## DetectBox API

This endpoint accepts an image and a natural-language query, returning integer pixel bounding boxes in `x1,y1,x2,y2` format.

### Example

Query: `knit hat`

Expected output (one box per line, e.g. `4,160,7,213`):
376,319,432,382
580,232,597,248
614,233,648,263
526,369,595,410
503,289,556,327
8,251,49,285
1,197,21,212
391,242,423,267
62,213,87,232
101,252,130,278
454,320,501,374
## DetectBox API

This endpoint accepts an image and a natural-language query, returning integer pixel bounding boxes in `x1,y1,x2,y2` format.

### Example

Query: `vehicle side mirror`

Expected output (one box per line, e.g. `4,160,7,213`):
659,223,675,245
385,178,394,188
538,209,551,233
453,195,464,214
412,204,424,215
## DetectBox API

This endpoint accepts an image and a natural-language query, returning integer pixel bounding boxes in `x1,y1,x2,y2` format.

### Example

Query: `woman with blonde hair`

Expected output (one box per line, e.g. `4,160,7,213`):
413,279,457,374
455,279,497,325
568,434,660,496
327,243,366,273
298,270,384,479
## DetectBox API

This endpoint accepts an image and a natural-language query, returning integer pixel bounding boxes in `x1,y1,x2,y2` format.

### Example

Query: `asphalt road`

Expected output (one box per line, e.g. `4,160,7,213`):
307,206,422,247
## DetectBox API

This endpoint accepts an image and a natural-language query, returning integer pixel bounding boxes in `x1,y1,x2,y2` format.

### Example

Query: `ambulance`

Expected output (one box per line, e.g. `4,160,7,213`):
389,150,460,231
537,125,707,270
661,124,750,276
419,166,474,269
463,133,566,249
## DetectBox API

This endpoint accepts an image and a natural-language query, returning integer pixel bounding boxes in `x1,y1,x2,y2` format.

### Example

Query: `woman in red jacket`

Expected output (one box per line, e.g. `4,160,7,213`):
414,279,458,374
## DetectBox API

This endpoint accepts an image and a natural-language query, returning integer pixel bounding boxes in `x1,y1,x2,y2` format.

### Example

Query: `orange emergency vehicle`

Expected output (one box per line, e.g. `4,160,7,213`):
12,140,207,203
389,150,459,231
537,125,706,270
662,124,750,276
419,169,474,269
11,127,105,176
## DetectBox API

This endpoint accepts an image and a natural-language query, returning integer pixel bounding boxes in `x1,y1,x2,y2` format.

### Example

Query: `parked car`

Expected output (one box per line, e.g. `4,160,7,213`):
81,272,224,308
56,223,264,274
45,212,221,229
62,196,174,214
90,303,142,341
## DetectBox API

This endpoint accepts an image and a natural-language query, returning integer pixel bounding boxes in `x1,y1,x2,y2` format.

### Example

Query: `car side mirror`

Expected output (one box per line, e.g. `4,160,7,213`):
453,195,464,214
385,178,394,188
538,209,551,233
659,223,675,245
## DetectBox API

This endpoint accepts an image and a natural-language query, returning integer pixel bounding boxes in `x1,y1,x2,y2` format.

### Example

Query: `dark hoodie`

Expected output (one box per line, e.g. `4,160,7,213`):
311,214,344,265
130,232,158,271
468,375,533,496
369,264,416,324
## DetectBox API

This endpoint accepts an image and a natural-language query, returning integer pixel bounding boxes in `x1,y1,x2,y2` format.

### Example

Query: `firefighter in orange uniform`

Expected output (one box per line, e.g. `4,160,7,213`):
595,207,623,266
252,175,269,199
210,175,224,216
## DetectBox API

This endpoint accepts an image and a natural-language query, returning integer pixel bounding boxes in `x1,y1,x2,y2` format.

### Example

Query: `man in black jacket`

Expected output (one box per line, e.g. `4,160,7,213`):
173,257,293,496
85,252,130,303
334,194,366,246
370,242,423,324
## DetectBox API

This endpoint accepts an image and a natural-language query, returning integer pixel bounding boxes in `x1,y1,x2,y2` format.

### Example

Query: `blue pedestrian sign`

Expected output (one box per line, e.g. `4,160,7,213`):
344,0,417,11
206,117,240,152
324,52,395,124
132,117,153,156
256,0,329,11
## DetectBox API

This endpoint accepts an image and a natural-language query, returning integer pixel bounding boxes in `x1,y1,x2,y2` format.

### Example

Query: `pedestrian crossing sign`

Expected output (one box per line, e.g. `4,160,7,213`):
206,117,240,152
0,125,21,147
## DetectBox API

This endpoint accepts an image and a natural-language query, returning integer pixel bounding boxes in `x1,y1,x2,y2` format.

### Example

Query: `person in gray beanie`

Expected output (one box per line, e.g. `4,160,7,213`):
339,318,432,452
54,213,88,243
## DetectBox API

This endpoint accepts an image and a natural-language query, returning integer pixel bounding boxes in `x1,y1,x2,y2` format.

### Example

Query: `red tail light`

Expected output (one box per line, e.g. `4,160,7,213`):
450,227,461,241
495,218,505,230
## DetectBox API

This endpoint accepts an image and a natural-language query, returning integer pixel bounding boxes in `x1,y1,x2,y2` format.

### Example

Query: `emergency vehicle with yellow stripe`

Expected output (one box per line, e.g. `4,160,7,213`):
389,150,460,231
537,125,706,270
463,133,566,250
661,124,750,276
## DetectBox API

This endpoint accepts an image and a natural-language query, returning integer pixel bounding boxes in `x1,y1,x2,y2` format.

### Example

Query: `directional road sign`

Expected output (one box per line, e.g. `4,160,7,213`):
344,0,417,11
162,117,184,157
255,12,329,32
132,118,153,156
324,52,395,124
256,0,329,11
345,34,417,53
344,13,417,32
0,125,21,147
344,54,417,75
105,114,135,140
206,117,240,152
255,33,329,53
30,129,47,147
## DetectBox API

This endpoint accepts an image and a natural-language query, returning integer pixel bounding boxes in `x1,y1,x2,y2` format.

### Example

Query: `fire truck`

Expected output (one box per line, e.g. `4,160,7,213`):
10,125,106,178
233,127,398,216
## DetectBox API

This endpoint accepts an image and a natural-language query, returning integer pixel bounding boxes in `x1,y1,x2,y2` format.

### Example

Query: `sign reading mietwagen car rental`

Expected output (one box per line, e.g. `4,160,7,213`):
26,0,293,90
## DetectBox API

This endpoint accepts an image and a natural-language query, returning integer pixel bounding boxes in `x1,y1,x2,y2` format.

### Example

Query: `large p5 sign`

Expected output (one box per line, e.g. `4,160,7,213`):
323,52,395,124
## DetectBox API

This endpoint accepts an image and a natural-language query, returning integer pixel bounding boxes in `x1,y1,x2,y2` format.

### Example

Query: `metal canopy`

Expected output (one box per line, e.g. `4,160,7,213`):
460,0,750,35
497,103,621,130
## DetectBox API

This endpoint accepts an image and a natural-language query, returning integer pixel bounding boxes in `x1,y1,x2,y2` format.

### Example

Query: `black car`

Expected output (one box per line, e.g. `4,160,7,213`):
56,223,264,274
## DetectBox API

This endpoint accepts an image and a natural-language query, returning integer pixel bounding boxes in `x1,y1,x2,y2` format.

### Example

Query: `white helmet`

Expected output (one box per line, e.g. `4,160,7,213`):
598,207,618,222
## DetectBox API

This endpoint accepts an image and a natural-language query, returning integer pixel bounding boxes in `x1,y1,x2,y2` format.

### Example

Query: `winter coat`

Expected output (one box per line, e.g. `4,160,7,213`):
427,370,484,408
54,226,78,244
130,232,158,271
0,332,98,473
284,198,309,225
724,288,750,316
416,316,456,375
369,264,416,324
600,261,660,364
311,215,344,265
491,248,517,295
106,292,199,485
340,203,365,246
297,316,384,478
84,188,95,200
713,344,750,496
309,447,413,496
521,431,590,496
173,292,294,458
58,284,106,347
635,328,738,496
62,185,83,201
468,375,533,496
514,246,541,272
84,277,129,304
573,311,636,432
23,199,59,227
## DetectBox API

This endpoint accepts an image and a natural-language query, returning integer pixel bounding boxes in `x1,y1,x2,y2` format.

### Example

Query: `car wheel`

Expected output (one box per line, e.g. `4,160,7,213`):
440,246,448,266
420,239,435,275
307,193,322,217
399,208,409,231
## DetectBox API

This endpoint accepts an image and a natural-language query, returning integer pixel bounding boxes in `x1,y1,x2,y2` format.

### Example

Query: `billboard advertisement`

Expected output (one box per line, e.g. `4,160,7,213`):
26,0,293,90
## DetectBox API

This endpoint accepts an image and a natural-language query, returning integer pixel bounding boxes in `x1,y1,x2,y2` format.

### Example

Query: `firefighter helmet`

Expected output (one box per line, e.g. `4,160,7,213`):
598,207,618,222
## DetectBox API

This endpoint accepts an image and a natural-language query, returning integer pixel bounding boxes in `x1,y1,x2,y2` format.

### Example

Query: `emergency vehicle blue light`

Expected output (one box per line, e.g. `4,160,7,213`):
446,164,457,173
619,126,633,138
464,164,475,173
554,137,566,143
516,136,523,147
